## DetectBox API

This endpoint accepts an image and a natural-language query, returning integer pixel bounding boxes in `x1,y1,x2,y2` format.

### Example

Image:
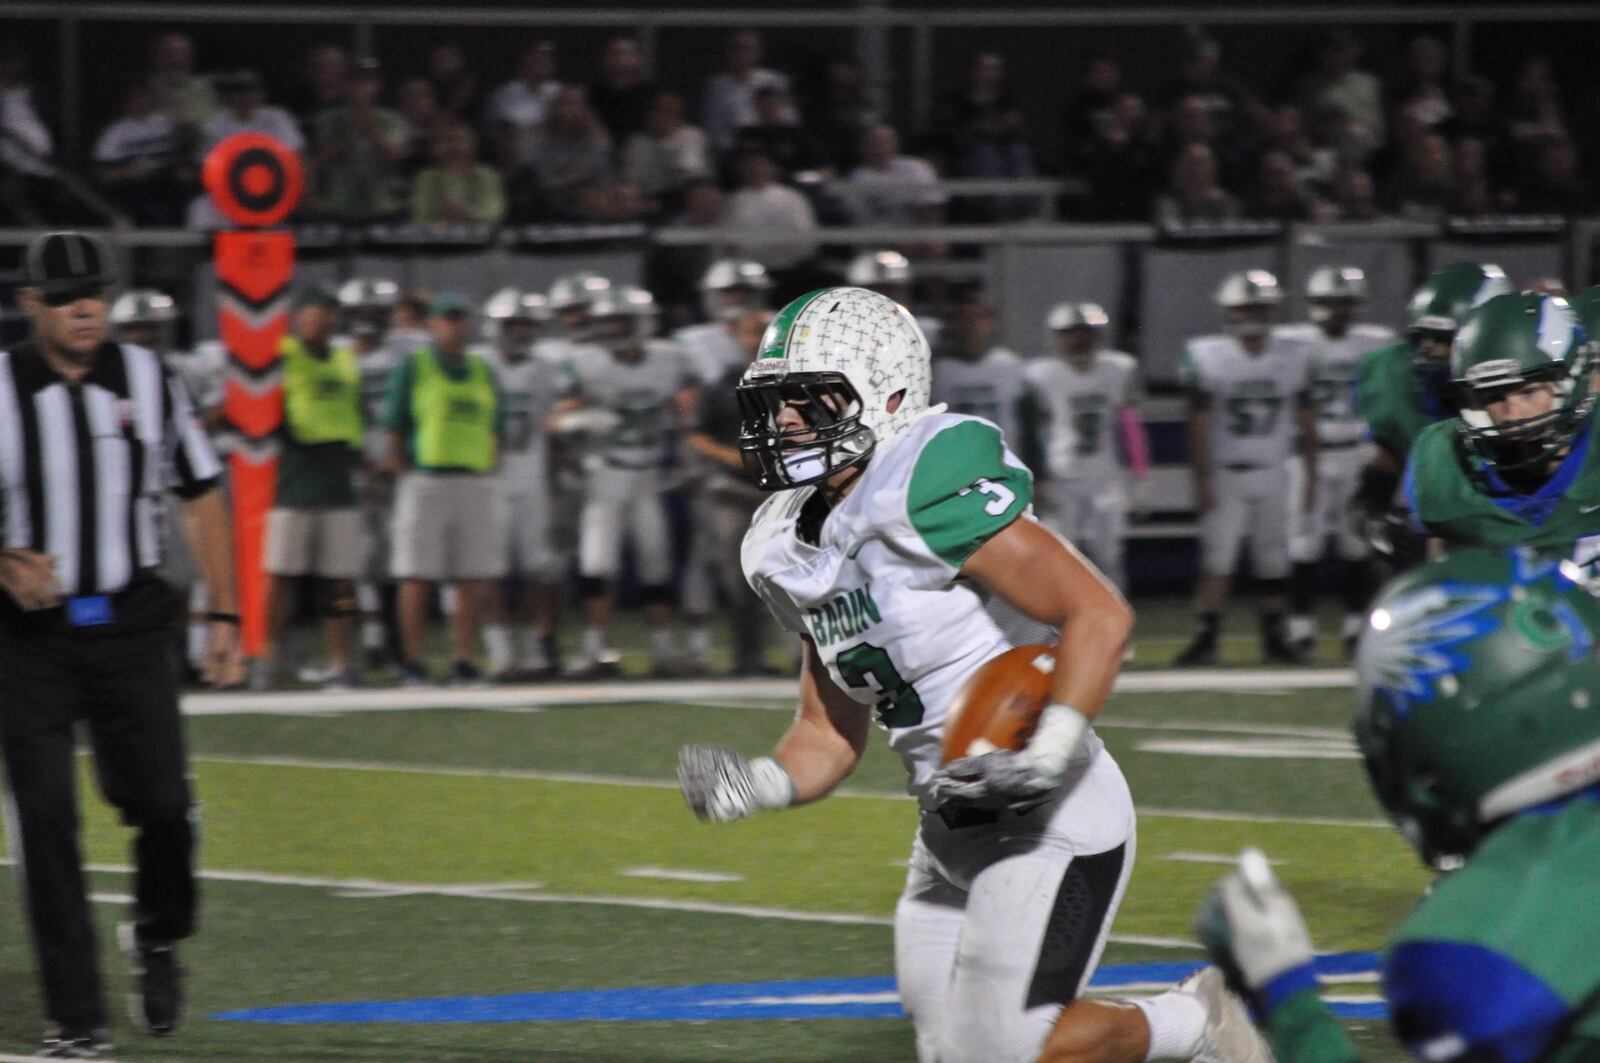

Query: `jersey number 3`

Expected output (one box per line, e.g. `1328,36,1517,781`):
837,643,925,728
958,478,1017,516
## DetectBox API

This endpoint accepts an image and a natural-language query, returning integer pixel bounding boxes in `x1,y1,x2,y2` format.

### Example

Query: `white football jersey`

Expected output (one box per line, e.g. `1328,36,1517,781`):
1025,351,1142,482
477,346,559,491
353,344,397,462
931,348,1032,451
1275,322,1396,447
673,322,748,387
168,342,227,412
564,339,694,469
1180,333,1313,467
742,411,1100,807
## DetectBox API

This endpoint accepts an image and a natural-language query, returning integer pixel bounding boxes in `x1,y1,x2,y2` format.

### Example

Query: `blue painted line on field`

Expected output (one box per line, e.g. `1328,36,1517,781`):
214,953,1388,1024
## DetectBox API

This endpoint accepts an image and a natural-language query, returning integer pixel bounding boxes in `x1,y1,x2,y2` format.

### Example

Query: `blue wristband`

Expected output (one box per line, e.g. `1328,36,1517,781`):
1257,963,1319,1018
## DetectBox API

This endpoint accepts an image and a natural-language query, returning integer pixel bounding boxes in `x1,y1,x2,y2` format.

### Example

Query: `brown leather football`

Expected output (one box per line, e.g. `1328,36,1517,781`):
940,643,1058,764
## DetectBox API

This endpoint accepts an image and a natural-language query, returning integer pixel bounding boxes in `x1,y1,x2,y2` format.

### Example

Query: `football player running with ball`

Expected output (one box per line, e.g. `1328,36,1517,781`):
1199,547,1600,1062
678,287,1267,1063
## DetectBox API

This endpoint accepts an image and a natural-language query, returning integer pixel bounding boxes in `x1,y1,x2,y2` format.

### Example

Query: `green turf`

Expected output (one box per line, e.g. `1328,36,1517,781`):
0,669,1422,1061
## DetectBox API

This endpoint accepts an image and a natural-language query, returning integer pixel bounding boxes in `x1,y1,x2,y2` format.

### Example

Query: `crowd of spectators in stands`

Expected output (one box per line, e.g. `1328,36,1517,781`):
0,23,1594,232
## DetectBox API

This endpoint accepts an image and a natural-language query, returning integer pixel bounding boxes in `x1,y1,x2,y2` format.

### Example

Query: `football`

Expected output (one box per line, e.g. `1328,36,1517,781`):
940,643,1058,764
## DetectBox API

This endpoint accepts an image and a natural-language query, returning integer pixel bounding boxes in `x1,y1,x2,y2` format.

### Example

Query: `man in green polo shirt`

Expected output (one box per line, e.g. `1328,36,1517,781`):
257,285,366,691
381,293,505,685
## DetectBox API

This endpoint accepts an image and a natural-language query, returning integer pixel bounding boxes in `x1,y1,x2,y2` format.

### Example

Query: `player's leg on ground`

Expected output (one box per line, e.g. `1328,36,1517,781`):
0,636,109,1032
449,580,487,665
715,492,767,672
1178,476,1243,664
574,477,624,668
893,856,966,1063
321,578,357,674
482,492,519,677
1332,461,1373,655
397,578,432,667
679,487,721,671
632,480,682,669
936,758,1137,1063
1285,455,1321,655
1249,467,1296,662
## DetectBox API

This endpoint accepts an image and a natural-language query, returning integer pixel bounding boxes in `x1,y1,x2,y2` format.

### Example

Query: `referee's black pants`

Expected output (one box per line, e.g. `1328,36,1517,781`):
0,609,197,1030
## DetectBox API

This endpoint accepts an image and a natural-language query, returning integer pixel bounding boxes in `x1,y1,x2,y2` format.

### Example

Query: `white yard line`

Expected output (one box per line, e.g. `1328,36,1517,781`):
620,867,746,884
189,753,1390,828
24,857,1200,947
181,669,1353,717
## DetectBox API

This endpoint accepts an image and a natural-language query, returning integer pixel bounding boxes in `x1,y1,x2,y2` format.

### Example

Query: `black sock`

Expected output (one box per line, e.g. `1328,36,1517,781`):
1196,611,1220,642
1260,610,1287,643
1338,558,1372,616
1289,561,1317,616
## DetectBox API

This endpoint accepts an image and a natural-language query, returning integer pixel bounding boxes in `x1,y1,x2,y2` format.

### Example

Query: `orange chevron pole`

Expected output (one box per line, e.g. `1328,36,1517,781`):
203,134,304,658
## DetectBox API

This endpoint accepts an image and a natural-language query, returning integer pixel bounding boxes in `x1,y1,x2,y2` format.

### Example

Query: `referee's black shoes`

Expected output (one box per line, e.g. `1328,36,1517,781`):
119,922,185,1036
38,1028,112,1058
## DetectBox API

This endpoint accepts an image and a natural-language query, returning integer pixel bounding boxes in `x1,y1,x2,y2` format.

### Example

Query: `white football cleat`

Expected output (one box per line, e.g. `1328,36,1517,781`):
1183,966,1276,1063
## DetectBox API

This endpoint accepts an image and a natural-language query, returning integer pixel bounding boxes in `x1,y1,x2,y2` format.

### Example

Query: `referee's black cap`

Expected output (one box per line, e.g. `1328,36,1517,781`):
24,231,117,299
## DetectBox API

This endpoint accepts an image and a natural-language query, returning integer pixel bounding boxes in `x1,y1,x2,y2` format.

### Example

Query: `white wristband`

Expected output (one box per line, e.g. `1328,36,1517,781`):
747,756,797,812
1027,703,1090,781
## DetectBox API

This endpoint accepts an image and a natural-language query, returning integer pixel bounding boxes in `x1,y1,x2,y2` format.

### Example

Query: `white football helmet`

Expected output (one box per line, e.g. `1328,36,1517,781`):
110,289,177,326
700,259,771,323
337,277,399,310
338,277,399,339
1218,270,1282,341
738,286,934,490
1307,265,1367,327
482,287,549,345
1306,265,1366,302
846,250,912,289
1046,302,1109,331
110,289,178,352
547,272,611,312
589,285,658,353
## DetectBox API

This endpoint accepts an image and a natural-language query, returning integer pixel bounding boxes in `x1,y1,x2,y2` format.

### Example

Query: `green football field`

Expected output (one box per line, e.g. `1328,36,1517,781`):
0,607,1427,1062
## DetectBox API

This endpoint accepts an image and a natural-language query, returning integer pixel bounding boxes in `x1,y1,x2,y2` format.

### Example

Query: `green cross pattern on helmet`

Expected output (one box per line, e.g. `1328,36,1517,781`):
759,289,829,360
1353,547,1600,867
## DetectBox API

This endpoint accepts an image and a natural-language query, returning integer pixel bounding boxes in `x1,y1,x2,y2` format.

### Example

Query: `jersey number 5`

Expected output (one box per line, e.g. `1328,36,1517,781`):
959,478,1017,516
836,642,925,728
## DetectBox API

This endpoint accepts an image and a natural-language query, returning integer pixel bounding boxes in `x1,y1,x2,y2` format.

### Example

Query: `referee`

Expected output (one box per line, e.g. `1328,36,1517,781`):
0,232,241,1057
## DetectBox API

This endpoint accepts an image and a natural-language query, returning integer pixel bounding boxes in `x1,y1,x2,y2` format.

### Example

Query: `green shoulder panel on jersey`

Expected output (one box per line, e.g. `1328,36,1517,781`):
1407,419,1600,549
1393,797,1600,1018
1357,341,1436,457
759,289,830,360
907,418,1032,569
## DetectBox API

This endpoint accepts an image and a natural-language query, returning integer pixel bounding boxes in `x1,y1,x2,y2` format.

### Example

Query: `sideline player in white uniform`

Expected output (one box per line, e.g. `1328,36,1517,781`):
678,286,1265,1063
538,272,612,610
1026,302,1149,592
476,288,564,679
538,271,611,370
1175,270,1317,666
550,286,698,676
676,259,772,670
930,292,1037,465
847,249,944,354
112,289,227,679
1276,266,1395,660
338,277,406,669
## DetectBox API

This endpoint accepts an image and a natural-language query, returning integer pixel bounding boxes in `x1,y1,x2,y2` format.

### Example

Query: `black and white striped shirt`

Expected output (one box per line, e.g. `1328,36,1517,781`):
0,340,222,598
